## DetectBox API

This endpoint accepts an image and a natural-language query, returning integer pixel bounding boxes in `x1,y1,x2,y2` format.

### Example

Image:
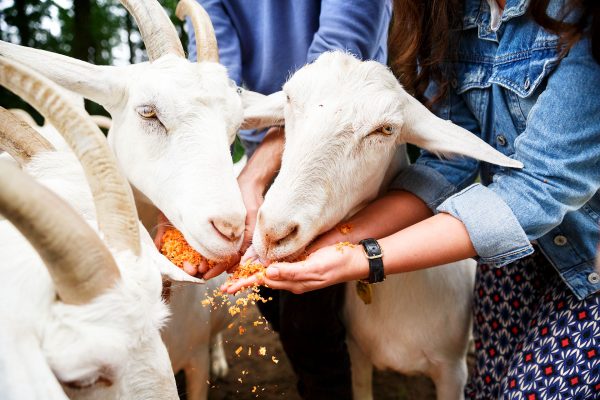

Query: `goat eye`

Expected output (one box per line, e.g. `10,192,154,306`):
136,105,157,119
63,375,112,390
378,125,394,135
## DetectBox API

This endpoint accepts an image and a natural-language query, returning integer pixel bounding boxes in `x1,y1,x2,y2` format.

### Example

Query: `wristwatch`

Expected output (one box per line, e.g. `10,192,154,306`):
358,238,385,284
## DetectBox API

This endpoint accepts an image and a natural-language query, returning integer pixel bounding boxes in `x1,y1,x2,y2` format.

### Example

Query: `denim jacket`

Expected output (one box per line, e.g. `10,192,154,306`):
391,0,600,299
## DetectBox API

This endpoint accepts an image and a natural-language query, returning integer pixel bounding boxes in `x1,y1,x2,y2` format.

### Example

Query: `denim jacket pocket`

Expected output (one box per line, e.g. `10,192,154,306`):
489,45,561,130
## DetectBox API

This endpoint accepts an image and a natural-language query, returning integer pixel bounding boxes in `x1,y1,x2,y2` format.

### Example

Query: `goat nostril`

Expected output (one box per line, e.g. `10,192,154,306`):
211,219,242,243
274,224,299,246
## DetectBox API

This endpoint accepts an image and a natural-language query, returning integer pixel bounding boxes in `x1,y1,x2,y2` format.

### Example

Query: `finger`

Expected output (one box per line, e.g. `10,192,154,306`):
240,246,258,263
183,261,198,276
266,262,313,281
203,264,227,280
258,277,314,294
197,259,210,275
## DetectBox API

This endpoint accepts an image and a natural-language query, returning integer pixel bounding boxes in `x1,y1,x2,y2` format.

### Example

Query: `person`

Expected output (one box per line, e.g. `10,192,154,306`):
225,0,600,398
185,1,392,399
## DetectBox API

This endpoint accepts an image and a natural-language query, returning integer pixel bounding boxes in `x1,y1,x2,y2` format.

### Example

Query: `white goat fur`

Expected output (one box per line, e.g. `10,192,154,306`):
0,41,246,262
0,150,180,399
3,108,236,400
248,52,525,399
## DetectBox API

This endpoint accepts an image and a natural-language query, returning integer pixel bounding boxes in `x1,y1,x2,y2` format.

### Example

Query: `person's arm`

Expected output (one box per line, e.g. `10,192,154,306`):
190,0,242,84
306,0,391,63
224,36,600,294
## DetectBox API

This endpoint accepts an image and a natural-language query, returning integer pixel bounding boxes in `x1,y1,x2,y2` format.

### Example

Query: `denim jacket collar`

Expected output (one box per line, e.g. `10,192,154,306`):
463,0,529,40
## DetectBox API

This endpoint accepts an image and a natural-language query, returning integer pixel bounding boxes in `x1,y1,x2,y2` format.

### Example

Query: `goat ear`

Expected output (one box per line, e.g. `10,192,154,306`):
0,41,125,110
401,95,523,168
240,90,285,130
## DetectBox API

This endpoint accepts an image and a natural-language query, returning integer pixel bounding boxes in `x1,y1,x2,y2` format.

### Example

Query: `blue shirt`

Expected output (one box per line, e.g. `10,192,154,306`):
188,0,391,142
391,0,600,299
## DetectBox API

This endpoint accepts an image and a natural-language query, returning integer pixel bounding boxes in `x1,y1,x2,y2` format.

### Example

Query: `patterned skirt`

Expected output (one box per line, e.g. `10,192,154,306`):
465,249,600,400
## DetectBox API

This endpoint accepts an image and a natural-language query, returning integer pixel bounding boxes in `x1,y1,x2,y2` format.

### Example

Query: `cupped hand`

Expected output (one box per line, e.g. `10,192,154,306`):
221,243,369,294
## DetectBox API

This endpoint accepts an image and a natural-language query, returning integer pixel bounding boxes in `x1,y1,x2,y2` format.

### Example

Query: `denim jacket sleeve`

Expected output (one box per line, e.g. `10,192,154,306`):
190,0,242,85
392,37,600,267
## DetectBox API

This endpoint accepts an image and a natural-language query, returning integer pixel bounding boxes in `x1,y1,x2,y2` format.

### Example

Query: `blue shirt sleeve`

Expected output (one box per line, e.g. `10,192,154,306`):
190,0,242,85
307,0,391,63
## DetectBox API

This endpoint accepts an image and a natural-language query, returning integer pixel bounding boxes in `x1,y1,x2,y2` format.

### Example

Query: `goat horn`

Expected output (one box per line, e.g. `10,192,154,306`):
121,0,185,61
176,0,219,62
91,115,112,130
0,56,141,255
0,107,54,166
7,108,38,128
0,160,120,305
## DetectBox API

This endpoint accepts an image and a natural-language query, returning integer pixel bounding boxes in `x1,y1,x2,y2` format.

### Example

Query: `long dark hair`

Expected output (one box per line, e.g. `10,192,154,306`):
389,0,600,105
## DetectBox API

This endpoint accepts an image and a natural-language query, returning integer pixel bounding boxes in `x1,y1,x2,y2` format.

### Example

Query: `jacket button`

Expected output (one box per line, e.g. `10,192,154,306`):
524,77,531,90
496,135,507,146
553,235,568,246
588,272,600,284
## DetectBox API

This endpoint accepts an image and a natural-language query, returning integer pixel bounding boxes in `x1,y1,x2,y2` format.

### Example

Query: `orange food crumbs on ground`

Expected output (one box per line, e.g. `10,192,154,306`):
160,227,215,269
335,241,356,252
337,223,353,235
248,347,252,356
235,346,243,356
272,356,279,364
238,326,246,335
252,386,257,393
238,378,243,383
227,322,234,329
259,346,267,356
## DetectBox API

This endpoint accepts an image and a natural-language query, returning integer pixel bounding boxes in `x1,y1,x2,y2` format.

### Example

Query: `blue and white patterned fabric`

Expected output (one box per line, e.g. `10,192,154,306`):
467,250,600,399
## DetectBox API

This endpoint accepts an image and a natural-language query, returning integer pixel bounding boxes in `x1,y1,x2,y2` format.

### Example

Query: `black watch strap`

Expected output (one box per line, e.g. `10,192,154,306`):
358,238,385,284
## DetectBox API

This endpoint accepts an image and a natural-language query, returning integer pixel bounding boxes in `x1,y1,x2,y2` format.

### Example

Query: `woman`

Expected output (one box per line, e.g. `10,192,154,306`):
226,0,600,397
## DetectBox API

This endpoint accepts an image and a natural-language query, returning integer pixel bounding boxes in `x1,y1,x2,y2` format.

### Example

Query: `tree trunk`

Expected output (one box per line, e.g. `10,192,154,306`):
126,13,136,64
72,0,93,62
14,0,32,46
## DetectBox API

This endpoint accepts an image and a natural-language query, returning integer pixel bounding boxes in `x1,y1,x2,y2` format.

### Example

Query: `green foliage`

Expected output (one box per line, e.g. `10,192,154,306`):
0,0,189,118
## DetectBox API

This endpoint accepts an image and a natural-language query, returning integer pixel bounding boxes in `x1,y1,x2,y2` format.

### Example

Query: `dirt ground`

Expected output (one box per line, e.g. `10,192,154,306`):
188,304,438,400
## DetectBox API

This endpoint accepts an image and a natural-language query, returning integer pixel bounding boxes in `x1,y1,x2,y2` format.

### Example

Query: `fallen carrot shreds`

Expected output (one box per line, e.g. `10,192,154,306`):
335,241,355,252
259,347,267,356
160,227,215,269
235,346,243,356
248,347,252,356
238,326,246,335
272,356,279,364
337,223,353,235
252,386,257,393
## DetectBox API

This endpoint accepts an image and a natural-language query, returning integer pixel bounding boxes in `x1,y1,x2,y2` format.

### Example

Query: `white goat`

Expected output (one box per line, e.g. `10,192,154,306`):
0,56,199,399
0,2,247,397
246,52,523,400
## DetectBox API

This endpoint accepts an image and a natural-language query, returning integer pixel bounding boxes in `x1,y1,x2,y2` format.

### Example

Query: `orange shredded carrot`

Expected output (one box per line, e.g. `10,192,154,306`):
337,223,353,235
160,227,214,269
335,241,355,252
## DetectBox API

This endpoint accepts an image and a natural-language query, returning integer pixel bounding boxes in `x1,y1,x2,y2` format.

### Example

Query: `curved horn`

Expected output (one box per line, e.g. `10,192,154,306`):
0,160,120,304
176,0,219,62
0,107,54,166
0,56,141,255
121,0,185,61
91,115,112,130
7,108,38,128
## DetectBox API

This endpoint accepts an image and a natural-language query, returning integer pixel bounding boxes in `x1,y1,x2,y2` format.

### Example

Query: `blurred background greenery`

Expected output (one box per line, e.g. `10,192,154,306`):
0,0,187,121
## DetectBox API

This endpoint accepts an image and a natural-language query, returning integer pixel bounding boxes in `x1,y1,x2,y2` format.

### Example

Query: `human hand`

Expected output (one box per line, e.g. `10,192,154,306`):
221,243,368,294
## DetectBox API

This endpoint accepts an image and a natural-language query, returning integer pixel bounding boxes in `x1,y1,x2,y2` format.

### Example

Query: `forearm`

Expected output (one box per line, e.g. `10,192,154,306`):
238,126,284,190
377,212,477,275
343,190,432,242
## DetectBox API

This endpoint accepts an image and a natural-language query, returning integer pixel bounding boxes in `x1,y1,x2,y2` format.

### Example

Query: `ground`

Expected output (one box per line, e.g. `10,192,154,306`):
191,304,438,400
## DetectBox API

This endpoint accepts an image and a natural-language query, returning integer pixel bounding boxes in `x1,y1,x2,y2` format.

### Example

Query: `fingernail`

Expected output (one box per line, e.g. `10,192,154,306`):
266,266,279,279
